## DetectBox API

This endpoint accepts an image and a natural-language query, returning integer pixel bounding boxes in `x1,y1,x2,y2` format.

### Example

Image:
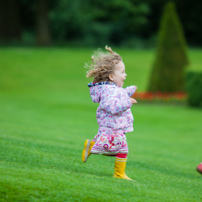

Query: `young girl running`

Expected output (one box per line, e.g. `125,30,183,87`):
81,45,137,180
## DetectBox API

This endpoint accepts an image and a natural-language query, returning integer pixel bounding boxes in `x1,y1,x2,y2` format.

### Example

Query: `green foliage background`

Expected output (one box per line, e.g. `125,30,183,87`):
16,0,202,47
186,72,202,108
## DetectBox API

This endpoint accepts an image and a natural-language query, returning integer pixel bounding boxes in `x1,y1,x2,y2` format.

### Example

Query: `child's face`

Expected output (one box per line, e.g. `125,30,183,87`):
109,61,127,87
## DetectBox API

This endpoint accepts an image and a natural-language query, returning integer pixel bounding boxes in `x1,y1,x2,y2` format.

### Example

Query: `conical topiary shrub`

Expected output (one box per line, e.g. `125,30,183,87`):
148,1,189,93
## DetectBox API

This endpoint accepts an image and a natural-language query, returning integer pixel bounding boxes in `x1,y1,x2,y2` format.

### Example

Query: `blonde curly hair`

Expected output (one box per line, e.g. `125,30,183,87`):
85,45,122,83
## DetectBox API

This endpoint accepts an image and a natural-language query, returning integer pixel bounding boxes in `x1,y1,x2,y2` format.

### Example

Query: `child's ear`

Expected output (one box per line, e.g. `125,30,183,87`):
109,74,114,81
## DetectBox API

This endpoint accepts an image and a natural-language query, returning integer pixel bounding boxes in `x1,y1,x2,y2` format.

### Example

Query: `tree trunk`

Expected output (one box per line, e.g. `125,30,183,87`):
36,0,51,46
0,0,21,42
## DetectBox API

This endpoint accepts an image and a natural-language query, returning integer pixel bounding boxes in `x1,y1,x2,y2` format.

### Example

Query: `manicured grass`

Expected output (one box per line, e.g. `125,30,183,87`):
0,48,202,201
0,48,201,92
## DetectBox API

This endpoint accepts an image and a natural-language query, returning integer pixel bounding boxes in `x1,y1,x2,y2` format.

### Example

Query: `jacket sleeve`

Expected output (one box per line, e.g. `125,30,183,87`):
99,88,132,115
124,86,137,97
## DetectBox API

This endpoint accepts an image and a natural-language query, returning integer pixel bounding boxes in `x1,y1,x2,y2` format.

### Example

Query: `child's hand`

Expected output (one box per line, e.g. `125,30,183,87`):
134,85,138,90
130,98,137,104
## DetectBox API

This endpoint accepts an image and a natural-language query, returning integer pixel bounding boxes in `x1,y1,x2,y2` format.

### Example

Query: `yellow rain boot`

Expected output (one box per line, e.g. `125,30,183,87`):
81,139,95,163
113,157,133,180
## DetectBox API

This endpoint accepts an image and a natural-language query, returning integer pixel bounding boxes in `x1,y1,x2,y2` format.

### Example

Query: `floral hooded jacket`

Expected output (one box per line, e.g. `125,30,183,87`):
88,82,136,133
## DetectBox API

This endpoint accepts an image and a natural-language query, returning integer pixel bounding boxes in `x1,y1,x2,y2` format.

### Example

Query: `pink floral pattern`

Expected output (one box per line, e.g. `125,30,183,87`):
91,129,128,155
88,82,136,155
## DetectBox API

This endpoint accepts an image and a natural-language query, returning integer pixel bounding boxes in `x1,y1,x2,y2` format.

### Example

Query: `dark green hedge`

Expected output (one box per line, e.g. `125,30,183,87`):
186,72,202,108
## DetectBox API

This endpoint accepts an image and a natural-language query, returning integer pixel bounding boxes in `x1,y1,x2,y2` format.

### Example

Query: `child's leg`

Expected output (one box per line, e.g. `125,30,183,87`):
113,153,133,180
196,163,202,174
81,139,95,163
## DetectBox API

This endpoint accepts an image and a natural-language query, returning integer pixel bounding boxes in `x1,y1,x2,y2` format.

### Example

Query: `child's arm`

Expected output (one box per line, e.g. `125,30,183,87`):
124,85,137,97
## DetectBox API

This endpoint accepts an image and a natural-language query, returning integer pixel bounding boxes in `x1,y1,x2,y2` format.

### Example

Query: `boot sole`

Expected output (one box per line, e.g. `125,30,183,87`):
83,139,91,163
113,174,133,181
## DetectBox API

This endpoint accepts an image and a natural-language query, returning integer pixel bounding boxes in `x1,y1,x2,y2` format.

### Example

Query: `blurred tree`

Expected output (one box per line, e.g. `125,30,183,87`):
175,0,202,46
0,0,21,42
50,0,150,46
142,0,202,46
36,0,51,45
147,1,189,93
1,0,202,46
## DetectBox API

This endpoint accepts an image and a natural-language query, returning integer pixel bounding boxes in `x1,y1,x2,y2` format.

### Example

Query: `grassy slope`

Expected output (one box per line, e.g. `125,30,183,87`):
0,48,202,201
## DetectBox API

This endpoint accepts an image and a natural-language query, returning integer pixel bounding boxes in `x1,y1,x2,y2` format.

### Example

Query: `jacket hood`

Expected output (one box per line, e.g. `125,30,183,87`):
88,82,116,103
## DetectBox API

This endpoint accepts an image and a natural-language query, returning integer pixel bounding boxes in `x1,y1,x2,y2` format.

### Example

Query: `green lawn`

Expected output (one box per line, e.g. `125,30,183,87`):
0,48,202,201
